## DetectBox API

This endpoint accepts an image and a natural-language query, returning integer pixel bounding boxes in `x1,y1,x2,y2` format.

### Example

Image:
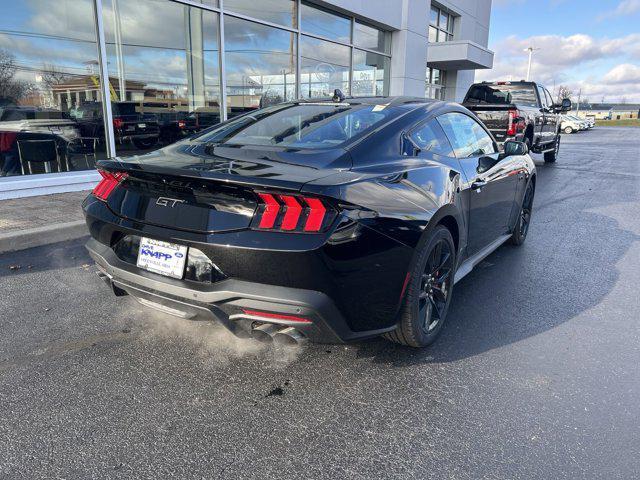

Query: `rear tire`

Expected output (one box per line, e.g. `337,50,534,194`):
509,180,535,246
544,135,560,163
383,226,456,348
563,126,573,134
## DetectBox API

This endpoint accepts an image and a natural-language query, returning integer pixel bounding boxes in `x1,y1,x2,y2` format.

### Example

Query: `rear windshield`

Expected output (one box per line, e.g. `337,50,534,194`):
196,102,397,149
465,84,538,108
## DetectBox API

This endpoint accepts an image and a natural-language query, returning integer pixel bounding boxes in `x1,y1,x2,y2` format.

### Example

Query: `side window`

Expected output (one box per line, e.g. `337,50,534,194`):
437,113,496,158
409,119,454,157
544,88,554,107
537,86,547,108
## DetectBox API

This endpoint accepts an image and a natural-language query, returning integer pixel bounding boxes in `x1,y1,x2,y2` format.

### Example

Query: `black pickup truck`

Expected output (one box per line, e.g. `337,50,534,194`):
72,102,160,150
462,81,571,163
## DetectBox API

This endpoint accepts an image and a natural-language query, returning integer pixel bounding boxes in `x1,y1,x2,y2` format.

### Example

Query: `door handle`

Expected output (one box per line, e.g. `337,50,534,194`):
471,179,487,191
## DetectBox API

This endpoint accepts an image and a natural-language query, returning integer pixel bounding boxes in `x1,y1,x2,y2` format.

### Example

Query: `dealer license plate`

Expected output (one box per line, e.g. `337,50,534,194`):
137,237,187,279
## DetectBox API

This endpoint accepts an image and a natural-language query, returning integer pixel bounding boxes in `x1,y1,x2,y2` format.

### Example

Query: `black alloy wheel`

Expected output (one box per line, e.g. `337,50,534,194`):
510,180,535,246
384,225,456,347
418,239,454,333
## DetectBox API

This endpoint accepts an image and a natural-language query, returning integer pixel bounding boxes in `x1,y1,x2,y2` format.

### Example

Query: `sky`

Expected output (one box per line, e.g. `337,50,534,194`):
476,0,640,104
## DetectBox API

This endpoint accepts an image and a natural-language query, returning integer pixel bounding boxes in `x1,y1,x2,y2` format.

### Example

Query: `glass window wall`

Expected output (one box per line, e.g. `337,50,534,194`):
102,0,221,156
352,50,390,97
1,0,392,178
224,0,296,27
300,2,351,43
426,67,446,100
224,16,296,117
300,36,350,98
354,21,390,54
429,5,454,43
0,0,107,176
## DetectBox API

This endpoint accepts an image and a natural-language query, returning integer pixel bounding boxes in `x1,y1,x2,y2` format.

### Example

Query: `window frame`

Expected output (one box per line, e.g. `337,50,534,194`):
429,4,455,43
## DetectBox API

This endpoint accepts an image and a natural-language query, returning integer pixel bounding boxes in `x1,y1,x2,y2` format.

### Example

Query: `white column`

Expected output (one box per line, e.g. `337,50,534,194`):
184,6,206,111
389,0,429,97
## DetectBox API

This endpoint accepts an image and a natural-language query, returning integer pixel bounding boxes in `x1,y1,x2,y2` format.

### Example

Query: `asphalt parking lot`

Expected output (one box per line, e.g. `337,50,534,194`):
1,127,639,479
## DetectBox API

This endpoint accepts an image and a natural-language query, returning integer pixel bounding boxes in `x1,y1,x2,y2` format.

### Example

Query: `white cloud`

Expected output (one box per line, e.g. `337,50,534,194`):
598,0,640,20
603,63,640,84
478,33,640,103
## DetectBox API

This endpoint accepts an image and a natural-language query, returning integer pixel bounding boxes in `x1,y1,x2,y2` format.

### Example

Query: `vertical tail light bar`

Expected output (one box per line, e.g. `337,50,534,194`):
253,193,333,233
92,170,128,201
507,109,517,136
507,109,525,137
257,193,280,229
303,197,326,232
279,195,303,230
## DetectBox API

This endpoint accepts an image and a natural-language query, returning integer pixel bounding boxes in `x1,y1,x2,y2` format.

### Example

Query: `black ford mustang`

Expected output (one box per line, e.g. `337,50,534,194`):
83,96,535,347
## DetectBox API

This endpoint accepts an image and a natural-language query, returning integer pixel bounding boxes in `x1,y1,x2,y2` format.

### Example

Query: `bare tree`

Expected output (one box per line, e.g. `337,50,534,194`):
556,85,573,102
0,49,32,104
41,63,72,90
0,49,16,85
620,97,628,104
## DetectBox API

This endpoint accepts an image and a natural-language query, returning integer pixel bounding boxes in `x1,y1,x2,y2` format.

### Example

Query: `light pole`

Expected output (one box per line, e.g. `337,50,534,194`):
524,47,540,81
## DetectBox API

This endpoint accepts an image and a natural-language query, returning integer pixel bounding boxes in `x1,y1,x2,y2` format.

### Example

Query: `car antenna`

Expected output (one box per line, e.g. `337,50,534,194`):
332,89,346,103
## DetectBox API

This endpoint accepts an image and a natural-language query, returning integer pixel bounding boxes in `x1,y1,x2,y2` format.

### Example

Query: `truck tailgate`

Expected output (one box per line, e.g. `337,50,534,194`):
467,106,511,142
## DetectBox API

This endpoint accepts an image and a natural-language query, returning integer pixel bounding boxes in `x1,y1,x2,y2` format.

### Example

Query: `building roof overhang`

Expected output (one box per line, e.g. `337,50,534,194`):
427,40,494,70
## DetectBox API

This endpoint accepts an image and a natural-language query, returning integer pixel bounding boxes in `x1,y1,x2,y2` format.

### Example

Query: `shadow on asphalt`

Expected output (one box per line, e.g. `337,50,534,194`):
349,167,639,366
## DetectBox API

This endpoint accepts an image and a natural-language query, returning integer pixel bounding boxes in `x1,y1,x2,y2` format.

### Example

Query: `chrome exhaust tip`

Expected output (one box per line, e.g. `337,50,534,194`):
273,326,308,346
251,323,279,343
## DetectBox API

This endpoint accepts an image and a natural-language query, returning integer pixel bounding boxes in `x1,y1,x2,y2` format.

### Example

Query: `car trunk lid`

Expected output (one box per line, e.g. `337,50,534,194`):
99,141,350,233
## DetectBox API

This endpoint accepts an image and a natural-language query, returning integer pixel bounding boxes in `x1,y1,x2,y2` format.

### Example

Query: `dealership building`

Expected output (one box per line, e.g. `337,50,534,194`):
0,0,493,199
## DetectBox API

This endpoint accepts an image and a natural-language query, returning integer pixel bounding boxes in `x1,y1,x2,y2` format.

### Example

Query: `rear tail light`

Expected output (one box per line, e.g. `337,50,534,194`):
254,193,335,233
507,109,525,136
177,120,186,129
92,170,128,201
113,117,124,129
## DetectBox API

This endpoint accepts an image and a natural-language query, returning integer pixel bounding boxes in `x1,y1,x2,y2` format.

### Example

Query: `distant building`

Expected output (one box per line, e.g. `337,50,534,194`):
573,103,640,120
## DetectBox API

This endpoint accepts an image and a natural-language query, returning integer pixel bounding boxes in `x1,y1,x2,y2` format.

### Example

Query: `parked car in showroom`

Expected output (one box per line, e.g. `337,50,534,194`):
462,80,571,163
83,95,536,348
71,101,160,150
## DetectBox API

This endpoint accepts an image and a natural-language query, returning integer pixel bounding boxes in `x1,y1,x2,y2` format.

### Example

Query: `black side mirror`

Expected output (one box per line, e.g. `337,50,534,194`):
504,140,528,157
560,98,572,112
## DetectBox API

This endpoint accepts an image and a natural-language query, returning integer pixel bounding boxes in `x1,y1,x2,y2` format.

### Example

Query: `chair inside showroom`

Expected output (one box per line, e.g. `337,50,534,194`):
17,139,61,175
67,137,98,170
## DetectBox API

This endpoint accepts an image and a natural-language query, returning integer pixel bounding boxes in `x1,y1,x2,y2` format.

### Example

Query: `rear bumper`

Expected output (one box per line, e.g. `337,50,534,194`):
86,238,396,344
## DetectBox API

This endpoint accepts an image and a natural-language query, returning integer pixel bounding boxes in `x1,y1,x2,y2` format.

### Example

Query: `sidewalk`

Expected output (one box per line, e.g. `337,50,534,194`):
0,191,89,254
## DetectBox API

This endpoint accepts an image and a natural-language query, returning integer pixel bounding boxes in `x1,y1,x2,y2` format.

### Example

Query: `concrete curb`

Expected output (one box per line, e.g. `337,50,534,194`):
0,220,88,254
